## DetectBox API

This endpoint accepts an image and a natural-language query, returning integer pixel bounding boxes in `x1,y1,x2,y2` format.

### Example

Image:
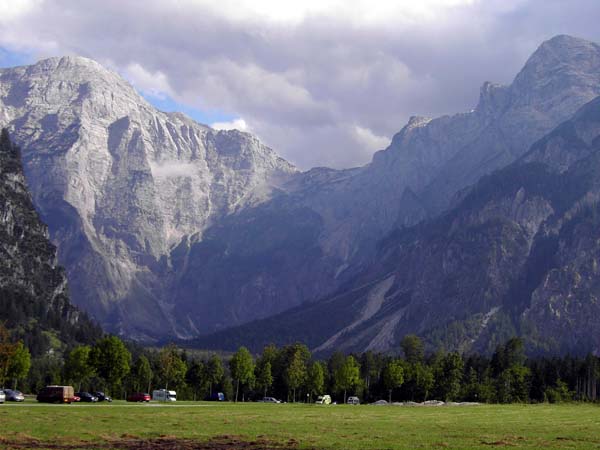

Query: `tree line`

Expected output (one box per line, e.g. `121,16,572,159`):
1,324,599,404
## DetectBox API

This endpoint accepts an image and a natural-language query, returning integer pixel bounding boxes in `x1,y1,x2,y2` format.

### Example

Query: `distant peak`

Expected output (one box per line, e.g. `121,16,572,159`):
34,55,105,70
540,34,593,49
524,34,599,66
511,34,600,93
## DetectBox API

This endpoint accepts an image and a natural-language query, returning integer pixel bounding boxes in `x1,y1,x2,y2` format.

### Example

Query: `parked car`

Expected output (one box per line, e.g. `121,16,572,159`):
206,392,225,401
261,397,281,403
37,386,76,404
93,391,112,402
347,396,360,405
3,389,25,402
75,392,98,402
0,390,5,404
127,392,151,402
152,389,177,402
315,394,332,405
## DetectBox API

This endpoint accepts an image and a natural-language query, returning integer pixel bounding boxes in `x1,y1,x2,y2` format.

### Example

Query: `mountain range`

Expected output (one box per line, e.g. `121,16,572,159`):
1,34,600,354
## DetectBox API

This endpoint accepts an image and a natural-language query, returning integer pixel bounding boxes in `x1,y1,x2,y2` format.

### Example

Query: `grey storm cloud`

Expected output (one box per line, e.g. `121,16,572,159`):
1,0,600,169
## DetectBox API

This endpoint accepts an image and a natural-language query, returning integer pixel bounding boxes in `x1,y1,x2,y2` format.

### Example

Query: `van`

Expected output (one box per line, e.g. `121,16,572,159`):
37,385,76,403
347,396,360,405
206,392,225,401
152,389,177,401
315,394,332,405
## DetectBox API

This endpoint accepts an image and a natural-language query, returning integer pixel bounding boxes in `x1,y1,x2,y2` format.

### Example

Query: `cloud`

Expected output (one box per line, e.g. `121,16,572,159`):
0,0,40,25
123,63,173,100
149,161,196,178
1,0,600,169
211,118,248,131
353,126,390,153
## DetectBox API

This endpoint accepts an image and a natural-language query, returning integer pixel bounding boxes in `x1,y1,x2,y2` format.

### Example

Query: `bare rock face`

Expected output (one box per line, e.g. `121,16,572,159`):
0,56,297,340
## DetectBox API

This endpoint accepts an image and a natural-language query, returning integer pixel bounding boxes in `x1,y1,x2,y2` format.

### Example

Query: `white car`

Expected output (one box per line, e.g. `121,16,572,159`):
0,390,5,404
262,397,281,403
347,396,360,405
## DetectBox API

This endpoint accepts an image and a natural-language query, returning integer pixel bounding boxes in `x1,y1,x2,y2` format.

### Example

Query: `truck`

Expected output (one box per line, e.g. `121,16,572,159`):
152,389,177,401
36,385,76,403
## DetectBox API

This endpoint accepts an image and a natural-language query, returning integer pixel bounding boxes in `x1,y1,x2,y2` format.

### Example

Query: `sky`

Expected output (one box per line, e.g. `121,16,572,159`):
1,0,600,170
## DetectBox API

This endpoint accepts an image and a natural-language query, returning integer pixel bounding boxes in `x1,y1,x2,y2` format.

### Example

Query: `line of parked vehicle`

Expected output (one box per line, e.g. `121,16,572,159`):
2,386,359,405
259,394,359,405
29,386,179,404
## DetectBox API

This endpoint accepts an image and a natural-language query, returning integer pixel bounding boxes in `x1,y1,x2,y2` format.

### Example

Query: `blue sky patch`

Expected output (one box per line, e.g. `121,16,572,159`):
0,47,34,68
143,94,236,126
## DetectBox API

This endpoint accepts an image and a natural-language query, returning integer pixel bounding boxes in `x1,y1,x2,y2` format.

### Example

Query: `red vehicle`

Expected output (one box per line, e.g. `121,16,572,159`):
127,392,151,402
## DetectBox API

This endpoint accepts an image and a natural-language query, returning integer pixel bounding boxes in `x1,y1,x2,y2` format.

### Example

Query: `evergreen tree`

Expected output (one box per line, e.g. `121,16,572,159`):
400,335,424,364
186,360,206,400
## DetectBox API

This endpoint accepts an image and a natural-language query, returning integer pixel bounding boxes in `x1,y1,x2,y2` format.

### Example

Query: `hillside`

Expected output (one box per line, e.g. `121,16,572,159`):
0,129,101,355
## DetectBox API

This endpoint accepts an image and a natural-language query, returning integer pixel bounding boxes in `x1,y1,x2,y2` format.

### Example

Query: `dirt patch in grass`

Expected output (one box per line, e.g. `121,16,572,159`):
0,435,308,450
480,441,516,447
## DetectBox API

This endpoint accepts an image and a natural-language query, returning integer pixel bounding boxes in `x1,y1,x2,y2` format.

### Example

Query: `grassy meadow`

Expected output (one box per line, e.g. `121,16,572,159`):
1,401,599,449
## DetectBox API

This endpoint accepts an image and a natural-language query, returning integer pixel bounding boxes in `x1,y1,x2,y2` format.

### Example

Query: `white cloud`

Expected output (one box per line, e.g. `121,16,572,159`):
0,0,40,24
196,0,478,25
211,118,248,131
149,161,196,178
123,63,173,100
353,126,390,152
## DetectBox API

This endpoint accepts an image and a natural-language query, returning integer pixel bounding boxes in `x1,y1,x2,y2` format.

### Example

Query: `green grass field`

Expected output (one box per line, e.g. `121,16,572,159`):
1,401,599,449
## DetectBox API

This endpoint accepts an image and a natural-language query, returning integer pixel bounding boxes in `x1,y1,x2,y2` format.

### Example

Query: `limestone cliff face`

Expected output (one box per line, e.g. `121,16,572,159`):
0,56,297,339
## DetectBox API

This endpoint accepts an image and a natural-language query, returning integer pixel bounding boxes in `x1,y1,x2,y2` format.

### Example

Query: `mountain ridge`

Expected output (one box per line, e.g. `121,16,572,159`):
191,93,600,355
3,35,600,345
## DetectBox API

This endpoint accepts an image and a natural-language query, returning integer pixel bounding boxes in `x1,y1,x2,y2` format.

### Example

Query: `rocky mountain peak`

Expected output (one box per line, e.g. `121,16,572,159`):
510,35,600,112
0,56,298,339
